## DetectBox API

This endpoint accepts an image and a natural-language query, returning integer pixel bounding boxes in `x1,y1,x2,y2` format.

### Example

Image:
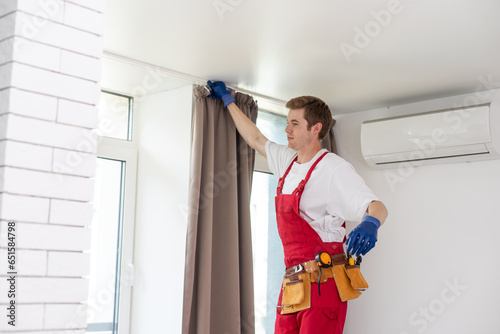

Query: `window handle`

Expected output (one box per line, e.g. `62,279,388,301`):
127,263,135,287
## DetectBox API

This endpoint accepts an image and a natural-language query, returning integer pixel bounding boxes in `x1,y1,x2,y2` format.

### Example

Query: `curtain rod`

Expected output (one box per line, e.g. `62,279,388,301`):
102,51,288,109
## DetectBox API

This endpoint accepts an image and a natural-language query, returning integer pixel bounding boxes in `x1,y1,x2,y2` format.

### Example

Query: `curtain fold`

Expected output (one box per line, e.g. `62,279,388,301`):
321,118,338,154
183,86,258,334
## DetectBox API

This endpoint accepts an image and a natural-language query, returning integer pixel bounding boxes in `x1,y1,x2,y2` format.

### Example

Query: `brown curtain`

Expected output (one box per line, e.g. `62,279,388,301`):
183,86,258,334
321,118,338,153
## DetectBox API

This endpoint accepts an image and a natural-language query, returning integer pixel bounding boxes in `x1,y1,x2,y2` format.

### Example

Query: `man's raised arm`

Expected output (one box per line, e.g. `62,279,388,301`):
207,81,268,158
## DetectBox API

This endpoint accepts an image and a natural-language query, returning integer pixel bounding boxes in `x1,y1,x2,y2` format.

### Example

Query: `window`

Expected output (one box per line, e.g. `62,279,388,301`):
86,158,125,333
256,110,288,147
87,91,137,334
250,110,288,333
98,91,134,141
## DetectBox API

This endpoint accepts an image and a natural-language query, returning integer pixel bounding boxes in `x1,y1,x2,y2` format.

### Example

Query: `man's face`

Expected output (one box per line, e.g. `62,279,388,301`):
285,108,317,150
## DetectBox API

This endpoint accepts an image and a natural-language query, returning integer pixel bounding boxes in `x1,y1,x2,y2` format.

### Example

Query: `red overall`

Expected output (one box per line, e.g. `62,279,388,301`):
274,152,347,334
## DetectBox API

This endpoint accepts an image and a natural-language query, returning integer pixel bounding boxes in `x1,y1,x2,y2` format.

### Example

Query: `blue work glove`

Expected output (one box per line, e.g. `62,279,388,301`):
346,215,380,257
207,81,235,107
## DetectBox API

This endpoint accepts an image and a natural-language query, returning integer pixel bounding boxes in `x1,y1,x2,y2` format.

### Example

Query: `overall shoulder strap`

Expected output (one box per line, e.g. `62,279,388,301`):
304,152,329,183
276,156,298,196
295,151,329,194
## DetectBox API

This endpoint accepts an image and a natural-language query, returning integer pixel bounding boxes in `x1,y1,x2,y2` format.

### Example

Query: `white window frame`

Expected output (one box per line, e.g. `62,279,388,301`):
93,89,138,334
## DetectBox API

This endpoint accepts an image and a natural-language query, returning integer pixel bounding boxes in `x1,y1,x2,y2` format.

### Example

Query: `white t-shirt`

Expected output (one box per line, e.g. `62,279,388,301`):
265,141,379,243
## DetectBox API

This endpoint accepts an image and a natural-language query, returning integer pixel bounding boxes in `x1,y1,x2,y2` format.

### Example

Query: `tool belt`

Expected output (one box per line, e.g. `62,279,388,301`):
278,253,369,314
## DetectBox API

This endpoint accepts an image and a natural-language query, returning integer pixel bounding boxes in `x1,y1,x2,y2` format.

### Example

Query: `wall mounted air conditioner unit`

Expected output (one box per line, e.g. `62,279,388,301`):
361,103,500,169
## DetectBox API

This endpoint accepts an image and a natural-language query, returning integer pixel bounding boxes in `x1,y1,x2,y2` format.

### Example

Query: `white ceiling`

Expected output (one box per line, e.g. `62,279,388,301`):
103,0,500,113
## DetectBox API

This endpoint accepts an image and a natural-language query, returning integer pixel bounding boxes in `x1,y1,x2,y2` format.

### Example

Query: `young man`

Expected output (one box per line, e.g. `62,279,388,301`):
207,81,388,333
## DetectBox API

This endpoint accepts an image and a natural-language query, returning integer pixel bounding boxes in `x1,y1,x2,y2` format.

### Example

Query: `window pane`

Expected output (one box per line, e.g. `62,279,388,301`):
256,111,288,146
87,158,125,333
250,171,284,334
98,91,133,141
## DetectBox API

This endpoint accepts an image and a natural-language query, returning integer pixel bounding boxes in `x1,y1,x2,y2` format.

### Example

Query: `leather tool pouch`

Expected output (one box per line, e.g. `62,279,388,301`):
345,265,369,291
280,273,311,314
331,254,369,302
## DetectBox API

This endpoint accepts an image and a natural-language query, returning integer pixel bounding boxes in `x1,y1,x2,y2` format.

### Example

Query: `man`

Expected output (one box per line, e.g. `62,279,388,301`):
207,81,388,334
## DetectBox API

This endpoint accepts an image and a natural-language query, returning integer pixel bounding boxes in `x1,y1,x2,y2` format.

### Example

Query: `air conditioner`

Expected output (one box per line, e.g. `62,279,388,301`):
360,103,500,169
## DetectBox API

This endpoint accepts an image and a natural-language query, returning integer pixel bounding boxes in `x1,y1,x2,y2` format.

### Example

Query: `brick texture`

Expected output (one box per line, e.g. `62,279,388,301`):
0,1,105,332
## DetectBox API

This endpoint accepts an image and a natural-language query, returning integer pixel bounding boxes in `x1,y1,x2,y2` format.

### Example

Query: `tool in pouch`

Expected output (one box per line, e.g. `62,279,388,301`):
332,251,369,302
278,251,370,314
315,251,368,299
278,264,312,315
315,251,332,296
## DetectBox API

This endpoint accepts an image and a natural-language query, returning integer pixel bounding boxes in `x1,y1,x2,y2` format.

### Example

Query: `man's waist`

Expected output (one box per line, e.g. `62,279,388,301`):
284,253,349,279
307,221,346,243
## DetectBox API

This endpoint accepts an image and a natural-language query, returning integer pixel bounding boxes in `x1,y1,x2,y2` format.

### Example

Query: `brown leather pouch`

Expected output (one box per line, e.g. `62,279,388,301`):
280,273,311,314
332,265,362,302
330,253,369,302
345,265,369,291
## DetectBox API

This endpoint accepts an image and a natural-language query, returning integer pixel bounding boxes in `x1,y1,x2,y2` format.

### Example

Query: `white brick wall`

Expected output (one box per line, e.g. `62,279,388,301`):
2,113,98,152
50,199,93,226
14,11,103,57
0,1,18,17
53,148,97,177
64,2,104,35
0,304,44,331
0,63,13,89
17,0,65,24
58,99,99,128
0,140,53,171
0,221,91,250
67,0,106,13
9,62,100,102
4,277,89,303
0,167,95,201
10,37,62,71
0,194,50,223
47,251,90,276
0,38,14,65
45,303,88,330
0,89,9,115
0,248,47,275
0,88,58,120
0,13,16,41
0,0,104,332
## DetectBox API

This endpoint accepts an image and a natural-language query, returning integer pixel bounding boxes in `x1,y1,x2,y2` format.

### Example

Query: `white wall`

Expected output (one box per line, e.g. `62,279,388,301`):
131,85,192,334
334,90,500,334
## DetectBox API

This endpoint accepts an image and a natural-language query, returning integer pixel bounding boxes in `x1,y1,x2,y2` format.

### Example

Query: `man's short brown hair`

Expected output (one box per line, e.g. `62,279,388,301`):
286,96,333,140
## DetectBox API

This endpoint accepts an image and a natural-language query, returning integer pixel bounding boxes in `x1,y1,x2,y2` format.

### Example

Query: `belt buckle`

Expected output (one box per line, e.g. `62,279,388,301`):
294,263,303,273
